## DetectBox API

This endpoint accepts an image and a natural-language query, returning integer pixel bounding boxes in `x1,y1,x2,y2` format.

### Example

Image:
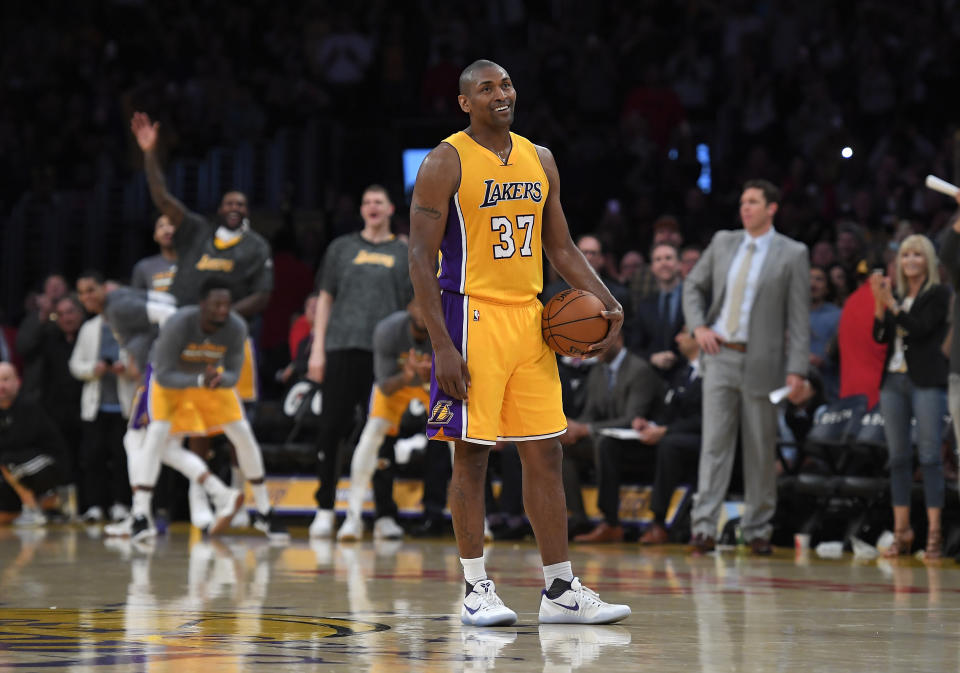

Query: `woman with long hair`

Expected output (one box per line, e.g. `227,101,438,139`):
871,234,950,559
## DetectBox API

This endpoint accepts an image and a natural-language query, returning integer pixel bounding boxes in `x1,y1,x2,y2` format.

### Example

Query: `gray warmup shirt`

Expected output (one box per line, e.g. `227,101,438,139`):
373,311,433,388
150,306,247,389
169,212,273,307
131,254,176,293
320,233,413,352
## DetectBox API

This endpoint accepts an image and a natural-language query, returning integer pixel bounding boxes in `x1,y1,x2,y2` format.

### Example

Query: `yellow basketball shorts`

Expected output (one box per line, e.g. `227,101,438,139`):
135,365,246,437
236,338,259,402
368,384,430,437
427,293,566,445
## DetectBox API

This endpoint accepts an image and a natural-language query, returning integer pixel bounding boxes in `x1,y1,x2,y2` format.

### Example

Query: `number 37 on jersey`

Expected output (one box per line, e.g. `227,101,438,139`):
491,214,535,259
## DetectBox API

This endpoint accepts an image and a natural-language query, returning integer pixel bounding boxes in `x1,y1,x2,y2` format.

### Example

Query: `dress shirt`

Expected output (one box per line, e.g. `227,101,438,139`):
711,227,776,341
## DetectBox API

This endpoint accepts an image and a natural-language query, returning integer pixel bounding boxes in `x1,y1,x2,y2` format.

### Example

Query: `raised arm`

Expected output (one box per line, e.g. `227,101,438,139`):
408,143,470,400
537,145,623,355
131,112,186,227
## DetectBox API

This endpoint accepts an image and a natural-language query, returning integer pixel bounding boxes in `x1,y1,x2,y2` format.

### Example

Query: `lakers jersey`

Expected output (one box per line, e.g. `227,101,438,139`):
438,131,549,304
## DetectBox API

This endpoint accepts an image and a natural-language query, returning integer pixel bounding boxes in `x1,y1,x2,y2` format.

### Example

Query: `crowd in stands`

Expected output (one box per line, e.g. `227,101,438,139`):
2,0,960,557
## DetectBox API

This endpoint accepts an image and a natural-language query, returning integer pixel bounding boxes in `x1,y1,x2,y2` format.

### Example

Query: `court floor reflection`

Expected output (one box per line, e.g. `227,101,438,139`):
1,526,959,672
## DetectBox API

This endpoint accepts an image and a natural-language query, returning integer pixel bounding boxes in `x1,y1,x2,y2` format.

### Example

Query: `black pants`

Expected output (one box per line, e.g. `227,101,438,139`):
80,412,130,512
595,436,657,526
650,433,701,524
314,349,374,509
561,437,595,520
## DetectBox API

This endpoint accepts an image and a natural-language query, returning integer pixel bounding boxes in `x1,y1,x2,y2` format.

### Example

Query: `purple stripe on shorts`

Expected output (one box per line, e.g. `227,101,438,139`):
130,364,153,430
427,292,465,441
437,196,464,294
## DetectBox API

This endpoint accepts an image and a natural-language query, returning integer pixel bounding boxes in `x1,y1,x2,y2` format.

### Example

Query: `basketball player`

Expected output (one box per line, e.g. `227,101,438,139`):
408,59,630,625
337,300,433,541
131,214,177,293
100,285,242,538
125,280,287,541
306,186,412,538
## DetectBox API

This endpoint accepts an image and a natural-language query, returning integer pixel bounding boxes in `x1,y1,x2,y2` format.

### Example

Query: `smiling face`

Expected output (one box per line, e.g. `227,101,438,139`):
898,244,927,282
76,277,106,315
458,63,516,129
217,191,249,230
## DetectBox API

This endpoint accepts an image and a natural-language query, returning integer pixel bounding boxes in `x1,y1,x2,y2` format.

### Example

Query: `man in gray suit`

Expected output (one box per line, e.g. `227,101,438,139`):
682,179,810,555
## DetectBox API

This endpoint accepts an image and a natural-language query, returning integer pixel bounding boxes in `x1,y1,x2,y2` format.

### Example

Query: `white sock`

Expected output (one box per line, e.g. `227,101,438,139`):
251,482,271,515
230,465,243,488
132,490,152,518
542,561,574,589
460,556,487,587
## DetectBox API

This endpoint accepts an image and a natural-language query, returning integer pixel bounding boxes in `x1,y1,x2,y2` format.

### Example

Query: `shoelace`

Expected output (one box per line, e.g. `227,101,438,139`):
472,582,505,608
569,577,603,605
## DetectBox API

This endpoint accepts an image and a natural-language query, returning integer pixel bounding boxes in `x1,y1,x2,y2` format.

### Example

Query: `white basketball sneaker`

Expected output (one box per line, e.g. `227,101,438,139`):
538,577,630,624
372,516,403,540
309,509,335,538
337,513,364,541
188,481,214,531
461,579,518,627
209,488,244,535
104,516,133,537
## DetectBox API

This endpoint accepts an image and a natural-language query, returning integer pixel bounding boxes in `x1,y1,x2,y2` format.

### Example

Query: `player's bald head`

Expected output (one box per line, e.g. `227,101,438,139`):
459,59,507,95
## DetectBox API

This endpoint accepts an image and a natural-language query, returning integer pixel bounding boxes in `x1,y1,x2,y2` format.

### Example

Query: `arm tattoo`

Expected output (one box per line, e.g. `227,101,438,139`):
414,203,442,220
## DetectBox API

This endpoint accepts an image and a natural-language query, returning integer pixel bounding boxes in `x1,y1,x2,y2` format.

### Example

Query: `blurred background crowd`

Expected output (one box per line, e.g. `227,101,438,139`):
3,0,960,551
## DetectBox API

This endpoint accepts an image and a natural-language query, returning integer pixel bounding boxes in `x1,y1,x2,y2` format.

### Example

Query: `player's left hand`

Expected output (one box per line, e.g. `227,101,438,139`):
587,305,624,357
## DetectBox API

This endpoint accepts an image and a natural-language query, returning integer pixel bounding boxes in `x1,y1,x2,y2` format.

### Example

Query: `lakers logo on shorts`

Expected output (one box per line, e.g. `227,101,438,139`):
428,400,454,425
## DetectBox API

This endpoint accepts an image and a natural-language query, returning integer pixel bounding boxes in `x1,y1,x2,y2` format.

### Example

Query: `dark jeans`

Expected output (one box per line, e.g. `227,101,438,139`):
80,412,130,511
879,373,946,508
314,349,374,509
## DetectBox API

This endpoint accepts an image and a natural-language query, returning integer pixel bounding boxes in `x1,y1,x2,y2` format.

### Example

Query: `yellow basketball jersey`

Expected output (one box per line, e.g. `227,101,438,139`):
438,131,549,304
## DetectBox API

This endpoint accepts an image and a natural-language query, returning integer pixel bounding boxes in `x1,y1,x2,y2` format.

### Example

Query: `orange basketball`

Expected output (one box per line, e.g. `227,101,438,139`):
541,289,609,358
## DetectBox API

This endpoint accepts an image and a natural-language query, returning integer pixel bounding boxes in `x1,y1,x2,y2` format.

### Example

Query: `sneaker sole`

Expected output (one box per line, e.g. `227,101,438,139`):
461,610,518,627
131,527,157,542
538,607,631,625
209,493,245,536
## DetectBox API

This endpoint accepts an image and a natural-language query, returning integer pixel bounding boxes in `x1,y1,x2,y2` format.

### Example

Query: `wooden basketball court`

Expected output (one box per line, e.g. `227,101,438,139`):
1,525,957,671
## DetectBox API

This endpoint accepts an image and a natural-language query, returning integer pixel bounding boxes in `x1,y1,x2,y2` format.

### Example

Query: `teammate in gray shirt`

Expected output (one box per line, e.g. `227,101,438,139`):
131,214,177,293
124,280,286,541
306,185,413,538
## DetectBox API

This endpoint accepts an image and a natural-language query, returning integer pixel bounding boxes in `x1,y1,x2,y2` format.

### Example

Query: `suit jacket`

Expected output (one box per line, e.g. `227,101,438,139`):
577,351,662,430
651,360,703,436
627,287,685,362
682,228,810,394
872,283,950,388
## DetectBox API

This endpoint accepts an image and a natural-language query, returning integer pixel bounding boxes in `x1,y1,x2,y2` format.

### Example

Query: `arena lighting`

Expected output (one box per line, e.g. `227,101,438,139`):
841,146,853,159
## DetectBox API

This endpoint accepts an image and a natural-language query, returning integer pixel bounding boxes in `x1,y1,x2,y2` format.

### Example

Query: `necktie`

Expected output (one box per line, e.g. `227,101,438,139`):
725,242,756,338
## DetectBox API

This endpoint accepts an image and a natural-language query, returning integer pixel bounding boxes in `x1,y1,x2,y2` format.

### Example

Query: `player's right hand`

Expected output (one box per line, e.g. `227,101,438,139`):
434,344,470,401
307,352,325,384
131,112,159,152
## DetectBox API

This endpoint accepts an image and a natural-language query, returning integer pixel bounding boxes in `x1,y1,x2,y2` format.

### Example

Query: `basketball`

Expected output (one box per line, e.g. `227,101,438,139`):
541,289,609,358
